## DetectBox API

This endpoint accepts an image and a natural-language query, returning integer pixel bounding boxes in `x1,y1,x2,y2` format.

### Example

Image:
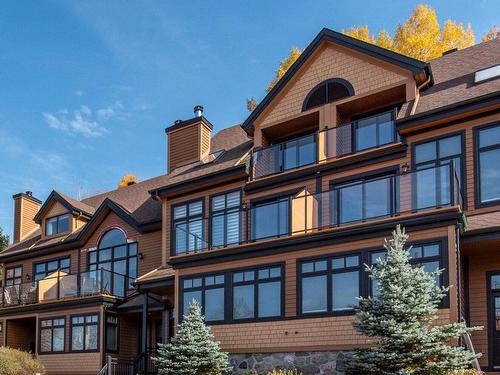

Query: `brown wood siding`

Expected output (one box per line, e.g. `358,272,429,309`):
201,123,211,157
255,41,413,129
177,225,454,352
13,196,40,243
41,201,71,240
168,123,201,172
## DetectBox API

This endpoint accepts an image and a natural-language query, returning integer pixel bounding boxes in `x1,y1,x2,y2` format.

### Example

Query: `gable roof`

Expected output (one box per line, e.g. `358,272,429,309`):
241,28,431,135
398,37,500,123
33,190,95,223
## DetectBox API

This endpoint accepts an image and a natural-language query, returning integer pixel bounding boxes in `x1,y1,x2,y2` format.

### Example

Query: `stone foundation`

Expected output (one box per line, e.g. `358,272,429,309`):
230,351,347,375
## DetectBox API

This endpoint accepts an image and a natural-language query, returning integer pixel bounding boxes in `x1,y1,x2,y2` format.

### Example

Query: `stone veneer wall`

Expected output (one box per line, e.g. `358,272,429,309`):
230,351,347,375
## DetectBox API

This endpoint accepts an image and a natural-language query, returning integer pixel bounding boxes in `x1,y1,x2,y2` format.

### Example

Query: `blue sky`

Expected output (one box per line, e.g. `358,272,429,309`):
0,0,497,239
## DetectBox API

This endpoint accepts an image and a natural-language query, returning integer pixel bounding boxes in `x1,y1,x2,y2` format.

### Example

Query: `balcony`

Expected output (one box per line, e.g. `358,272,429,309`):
251,110,398,179
0,269,134,308
172,164,462,256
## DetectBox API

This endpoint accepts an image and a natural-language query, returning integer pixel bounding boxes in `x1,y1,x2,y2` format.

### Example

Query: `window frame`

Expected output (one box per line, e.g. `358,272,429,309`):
352,109,398,153
105,313,120,353
302,78,355,111
69,313,100,353
38,316,66,354
209,189,243,249
179,263,285,324
45,214,71,236
171,198,205,256
5,265,23,286
474,122,500,208
33,256,71,281
411,131,466,208
250,194,292,241
297,238,449,317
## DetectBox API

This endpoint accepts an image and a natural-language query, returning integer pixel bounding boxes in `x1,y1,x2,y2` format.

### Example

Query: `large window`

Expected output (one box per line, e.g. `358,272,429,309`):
300,255,361,315
71,314,99,352
45,214,70,236
251,196,290,240
5,266,22,286
414,133,464,209
282,133,317,171
34,257,70,281
105,314,119,352
354,111,396,152
40,317,65,353
232,266,283,320
302,78,354,111
211,191,241,248
88,228,138,294
181,274,225,322
172,200,204,254
476,124,500,206
331,174,394,224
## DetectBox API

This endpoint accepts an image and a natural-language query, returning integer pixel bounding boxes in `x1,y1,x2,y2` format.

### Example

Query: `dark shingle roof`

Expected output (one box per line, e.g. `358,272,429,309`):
399,38,500,119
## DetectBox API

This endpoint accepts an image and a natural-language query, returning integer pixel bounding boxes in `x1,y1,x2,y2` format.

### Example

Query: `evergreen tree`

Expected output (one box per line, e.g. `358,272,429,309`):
154,300,231,375
347,225,480,375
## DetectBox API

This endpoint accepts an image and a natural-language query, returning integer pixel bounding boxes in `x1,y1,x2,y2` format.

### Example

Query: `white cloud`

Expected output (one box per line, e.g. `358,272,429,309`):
43,105,112,138
75,90,84,97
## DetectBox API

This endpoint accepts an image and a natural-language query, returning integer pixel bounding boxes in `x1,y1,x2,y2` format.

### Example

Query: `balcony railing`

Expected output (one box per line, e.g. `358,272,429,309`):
0,269,134,308
172,164,462,255
250,110,397,179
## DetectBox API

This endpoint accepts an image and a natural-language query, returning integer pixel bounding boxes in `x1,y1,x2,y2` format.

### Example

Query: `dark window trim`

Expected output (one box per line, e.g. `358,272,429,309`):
105,312,120,353
302,78,355,112
352,109,398,154
486,270,500,370
411,130,467,209
38,316,66,354
5,265,23,286
250,194,292,241
170,198,205,256
45,213,71,236
296,237,449,318
208,189,243,249
69,313,100,353
474,122,500,209
33,256,71,281
179,262,286,325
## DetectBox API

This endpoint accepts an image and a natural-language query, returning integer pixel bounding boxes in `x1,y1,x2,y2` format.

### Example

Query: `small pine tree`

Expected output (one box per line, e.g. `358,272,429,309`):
347,225,481,375
154,300,231,375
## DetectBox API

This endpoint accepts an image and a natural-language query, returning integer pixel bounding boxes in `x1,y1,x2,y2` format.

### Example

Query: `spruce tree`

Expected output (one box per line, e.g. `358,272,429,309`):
347,225,481,375
154,300,231,375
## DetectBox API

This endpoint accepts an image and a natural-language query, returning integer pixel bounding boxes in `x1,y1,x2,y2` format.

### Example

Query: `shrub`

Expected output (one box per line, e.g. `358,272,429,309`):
0,347,45,375
267,370,302,375
448,371,483,375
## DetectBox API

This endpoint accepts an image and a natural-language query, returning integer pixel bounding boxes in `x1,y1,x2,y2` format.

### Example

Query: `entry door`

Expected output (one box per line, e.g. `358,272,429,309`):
489,274,500,368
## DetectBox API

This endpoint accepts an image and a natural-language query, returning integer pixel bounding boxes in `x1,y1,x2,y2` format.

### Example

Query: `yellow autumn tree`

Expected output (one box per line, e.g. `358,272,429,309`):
440,20,474,53
377,30,394,50
118,174,138,188
483,26,500,42
344,25,376,44
267,47,302,92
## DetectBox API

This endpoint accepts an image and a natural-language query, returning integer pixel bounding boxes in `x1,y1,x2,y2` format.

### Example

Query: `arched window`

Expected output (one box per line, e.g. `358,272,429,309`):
88,227,138,296
302,78,354,111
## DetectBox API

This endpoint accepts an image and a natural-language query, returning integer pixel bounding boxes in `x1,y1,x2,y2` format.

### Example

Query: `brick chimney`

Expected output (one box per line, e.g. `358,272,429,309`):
12,191,41,243
165,105,213,173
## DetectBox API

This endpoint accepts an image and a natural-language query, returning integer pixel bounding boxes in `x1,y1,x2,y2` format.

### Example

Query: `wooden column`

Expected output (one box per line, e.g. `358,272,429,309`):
142,291,149,352
162,308,170,344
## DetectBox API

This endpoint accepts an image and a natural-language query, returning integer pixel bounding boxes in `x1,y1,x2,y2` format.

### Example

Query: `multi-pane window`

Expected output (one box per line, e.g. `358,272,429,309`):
105,315,119,352
182,274,225,322
332,175,394,224
414,134,463,209
476,124,500,205
88,228,137,294
71,314,99,352
282,133,317,171
252,197,290,240
211,191,241,248
5,266,22,286
40,318,65,353
300,255,361,315
34,257,70,281
173,200,204,254
354,111,396,152
369,250,387,298
232,266,283,320
45,214,70,236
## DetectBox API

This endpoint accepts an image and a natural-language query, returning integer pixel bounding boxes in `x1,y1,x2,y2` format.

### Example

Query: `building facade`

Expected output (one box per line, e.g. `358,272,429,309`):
1,29,500,375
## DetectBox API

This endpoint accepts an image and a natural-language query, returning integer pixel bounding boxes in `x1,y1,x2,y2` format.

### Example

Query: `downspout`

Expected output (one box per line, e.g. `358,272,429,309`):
410,76,432,116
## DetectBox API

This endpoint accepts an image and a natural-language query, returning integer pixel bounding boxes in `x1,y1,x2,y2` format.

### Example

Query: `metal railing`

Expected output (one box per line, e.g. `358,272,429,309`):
250,111,397,179
172,164,462,256
0,269,134,308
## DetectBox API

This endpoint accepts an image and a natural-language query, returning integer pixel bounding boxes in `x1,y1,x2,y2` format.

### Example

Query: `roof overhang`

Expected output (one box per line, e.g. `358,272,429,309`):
242,28,431,136
34,190,94,224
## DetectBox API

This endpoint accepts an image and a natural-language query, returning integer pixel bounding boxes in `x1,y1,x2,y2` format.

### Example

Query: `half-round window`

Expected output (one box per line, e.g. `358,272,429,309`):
98,228,127,249
302,78,354,111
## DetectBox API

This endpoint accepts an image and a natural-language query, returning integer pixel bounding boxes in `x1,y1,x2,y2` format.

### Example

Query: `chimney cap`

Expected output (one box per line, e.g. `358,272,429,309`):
12,191,42,204
165,115,214,134
194,105,204,117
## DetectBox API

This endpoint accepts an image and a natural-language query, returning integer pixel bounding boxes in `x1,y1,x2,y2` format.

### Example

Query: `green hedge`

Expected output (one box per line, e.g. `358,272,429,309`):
0,347,45,375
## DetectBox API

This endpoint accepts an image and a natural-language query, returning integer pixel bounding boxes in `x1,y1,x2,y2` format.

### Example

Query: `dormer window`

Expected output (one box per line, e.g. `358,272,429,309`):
302,78,354,111
45,214,70,236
